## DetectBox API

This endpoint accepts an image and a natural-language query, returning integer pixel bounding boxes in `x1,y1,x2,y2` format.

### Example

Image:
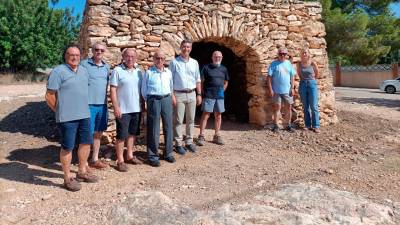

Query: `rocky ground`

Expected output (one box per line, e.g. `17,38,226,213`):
0,86,399,225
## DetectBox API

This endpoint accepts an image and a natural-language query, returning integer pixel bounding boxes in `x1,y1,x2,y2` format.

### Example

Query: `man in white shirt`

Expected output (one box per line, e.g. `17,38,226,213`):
169,40,202,155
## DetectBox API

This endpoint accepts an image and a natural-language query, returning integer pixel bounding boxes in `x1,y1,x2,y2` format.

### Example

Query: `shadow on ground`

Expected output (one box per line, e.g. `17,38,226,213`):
338,97,400,110
0,145,62,187
0,101,58,140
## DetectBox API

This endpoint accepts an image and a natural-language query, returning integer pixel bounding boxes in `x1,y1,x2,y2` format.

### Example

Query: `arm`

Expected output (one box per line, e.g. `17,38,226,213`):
110,86,121,119
290,74,295,97
223,80,228,91
312,62,319,79
196,81,202,106
296,62,301,81
267,76,274,97
45,90,57,112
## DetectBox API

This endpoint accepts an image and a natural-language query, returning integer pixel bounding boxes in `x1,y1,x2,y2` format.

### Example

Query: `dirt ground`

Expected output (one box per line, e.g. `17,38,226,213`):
0,86,399,225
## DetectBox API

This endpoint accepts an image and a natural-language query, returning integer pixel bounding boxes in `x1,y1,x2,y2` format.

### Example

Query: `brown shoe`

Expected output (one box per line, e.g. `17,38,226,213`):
212,135,225,145
126,156,143,165
89,160,109,169
313,128,321,133
76,172,99,183
116,162,128,172
64,178,81,192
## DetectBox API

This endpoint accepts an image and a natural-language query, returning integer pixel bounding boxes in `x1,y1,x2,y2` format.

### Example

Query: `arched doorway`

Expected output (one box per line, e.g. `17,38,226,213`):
191,41,250,123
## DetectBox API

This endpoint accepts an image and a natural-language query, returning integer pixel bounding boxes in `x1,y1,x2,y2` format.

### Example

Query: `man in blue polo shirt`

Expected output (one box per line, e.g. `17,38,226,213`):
110,48,143,172
45,44,98,192
267,46,296,133
81,43,110,170
141,50,175,167
197,51,229,146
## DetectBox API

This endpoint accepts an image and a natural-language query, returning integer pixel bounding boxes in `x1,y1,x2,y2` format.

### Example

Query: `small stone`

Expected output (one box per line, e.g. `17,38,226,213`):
41,194,52,201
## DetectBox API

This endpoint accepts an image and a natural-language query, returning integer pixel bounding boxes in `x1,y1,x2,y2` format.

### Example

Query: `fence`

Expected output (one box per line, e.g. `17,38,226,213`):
331,63,399,88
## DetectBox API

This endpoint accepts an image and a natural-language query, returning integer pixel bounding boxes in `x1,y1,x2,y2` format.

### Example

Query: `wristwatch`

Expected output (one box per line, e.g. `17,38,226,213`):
196,93,202,96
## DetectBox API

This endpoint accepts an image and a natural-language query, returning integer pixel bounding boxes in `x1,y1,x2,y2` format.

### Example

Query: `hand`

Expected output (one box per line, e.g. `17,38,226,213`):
141,102,147,112
114,107,122,119
289,88,294,97
269,89,274,98
196,95,202,106
172,95,177,107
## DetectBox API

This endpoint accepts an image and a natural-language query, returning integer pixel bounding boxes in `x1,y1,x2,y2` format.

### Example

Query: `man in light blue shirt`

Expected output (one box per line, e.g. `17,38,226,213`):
141,50,175,167
80,43,110,170
267,46,296,133
110,48,143,172
45,44,98,192
169,40,202,154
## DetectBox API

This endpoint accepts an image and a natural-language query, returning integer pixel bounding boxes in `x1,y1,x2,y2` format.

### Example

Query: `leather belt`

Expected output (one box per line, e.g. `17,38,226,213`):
174,89,196,93
147,94,171,100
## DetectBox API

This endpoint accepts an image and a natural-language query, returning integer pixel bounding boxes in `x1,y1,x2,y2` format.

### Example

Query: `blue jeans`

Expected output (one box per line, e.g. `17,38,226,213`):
299,80,320,128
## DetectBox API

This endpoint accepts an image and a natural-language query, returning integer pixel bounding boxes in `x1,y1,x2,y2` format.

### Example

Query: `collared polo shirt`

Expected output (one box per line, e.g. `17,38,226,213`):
80,58,110,104
268,60,296,94
169,55,201,91
110,64,142,114
47,64,90,123
141,66,173,101
201,63,230,99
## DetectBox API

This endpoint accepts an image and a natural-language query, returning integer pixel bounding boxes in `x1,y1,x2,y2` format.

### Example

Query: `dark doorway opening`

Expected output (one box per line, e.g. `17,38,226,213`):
191,41,250,123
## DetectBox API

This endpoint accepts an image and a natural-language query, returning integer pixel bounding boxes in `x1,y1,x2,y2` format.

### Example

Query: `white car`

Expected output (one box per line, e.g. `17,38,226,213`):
380,77,400,94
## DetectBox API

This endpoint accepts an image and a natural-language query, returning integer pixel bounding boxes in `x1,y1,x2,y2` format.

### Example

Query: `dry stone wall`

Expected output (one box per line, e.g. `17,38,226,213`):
79,0,337,126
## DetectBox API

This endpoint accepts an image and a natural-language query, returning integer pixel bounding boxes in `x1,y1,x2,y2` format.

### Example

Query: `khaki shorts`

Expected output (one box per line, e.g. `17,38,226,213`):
272,93,293,105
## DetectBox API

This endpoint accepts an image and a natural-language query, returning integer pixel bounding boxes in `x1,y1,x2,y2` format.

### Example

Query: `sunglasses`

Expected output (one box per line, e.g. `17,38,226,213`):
278,53,287,56
155,57,165,60
94,48,105,52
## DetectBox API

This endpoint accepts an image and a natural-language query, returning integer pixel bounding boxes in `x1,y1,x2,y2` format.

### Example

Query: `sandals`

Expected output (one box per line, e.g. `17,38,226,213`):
64,178,81,192
76,172,99,183
126,156,143,165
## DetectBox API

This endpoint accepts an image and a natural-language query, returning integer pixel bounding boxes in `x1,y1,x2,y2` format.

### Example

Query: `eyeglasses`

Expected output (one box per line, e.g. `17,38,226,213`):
94,48,105,52
278,53,287,56
155,57,165,60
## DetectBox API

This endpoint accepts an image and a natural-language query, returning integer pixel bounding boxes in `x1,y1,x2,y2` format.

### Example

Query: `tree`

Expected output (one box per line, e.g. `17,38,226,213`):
0,0,80,72
320,0,400,65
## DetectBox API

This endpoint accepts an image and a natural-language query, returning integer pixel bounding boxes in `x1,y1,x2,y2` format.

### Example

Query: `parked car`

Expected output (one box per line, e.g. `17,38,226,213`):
380,77,400,94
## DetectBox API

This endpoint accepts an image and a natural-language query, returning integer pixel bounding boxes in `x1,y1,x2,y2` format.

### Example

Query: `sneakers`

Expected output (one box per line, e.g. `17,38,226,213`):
212,135,225,145
89,160,108,169
116,162,128,172
175,146,186,155
64,178,81,192
313,128,321,133
197,135,205,146
186,144,197,153
76,172,99,183
271,125,279,133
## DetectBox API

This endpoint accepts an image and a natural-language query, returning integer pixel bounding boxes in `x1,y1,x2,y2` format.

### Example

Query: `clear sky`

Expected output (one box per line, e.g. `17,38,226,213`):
50,0,400,18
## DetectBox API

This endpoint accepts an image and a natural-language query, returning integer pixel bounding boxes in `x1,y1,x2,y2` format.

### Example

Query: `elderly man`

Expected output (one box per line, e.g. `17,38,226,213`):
45,44,98,192
197,51,229,146
110,48,143,172
80,43,110,169
169,40,202,155
267,46,296,133
141,50,175,167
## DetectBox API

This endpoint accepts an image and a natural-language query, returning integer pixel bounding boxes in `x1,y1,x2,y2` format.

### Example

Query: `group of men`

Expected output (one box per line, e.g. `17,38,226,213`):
45,40,230,191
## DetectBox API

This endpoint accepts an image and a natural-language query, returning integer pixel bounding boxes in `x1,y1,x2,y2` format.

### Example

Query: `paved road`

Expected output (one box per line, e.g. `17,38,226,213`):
336,87,399,100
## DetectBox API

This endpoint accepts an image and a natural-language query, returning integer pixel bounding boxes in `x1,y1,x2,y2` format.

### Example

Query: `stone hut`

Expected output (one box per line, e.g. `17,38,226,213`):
79,0,337,126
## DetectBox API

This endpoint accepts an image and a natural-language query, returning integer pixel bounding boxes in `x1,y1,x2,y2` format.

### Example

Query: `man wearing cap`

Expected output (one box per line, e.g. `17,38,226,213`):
169,40,202,155
267,46,296,132
80,43,110,169
45,44,98,192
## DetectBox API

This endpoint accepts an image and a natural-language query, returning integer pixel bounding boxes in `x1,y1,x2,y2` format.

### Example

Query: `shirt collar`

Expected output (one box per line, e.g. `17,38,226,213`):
151,65,166,73
88,57,105,67
178,55,190,63
64,63,79,73
121,63,137,71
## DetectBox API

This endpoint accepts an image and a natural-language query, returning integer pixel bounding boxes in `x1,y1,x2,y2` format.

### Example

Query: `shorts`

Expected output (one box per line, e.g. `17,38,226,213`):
272,93,293,105
89,104,108,134
116,112,141,140
58,118,93,151
202,98,225,113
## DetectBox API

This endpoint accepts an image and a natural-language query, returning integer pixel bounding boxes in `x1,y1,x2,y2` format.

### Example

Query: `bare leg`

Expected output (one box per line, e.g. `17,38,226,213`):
126,135,136,159
115,139,125,163
60,149,72,181
91,132,102,162
199,112,210,136
214,112,222,135
273,103,281,126
77,144,90,174
282,103,292,126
